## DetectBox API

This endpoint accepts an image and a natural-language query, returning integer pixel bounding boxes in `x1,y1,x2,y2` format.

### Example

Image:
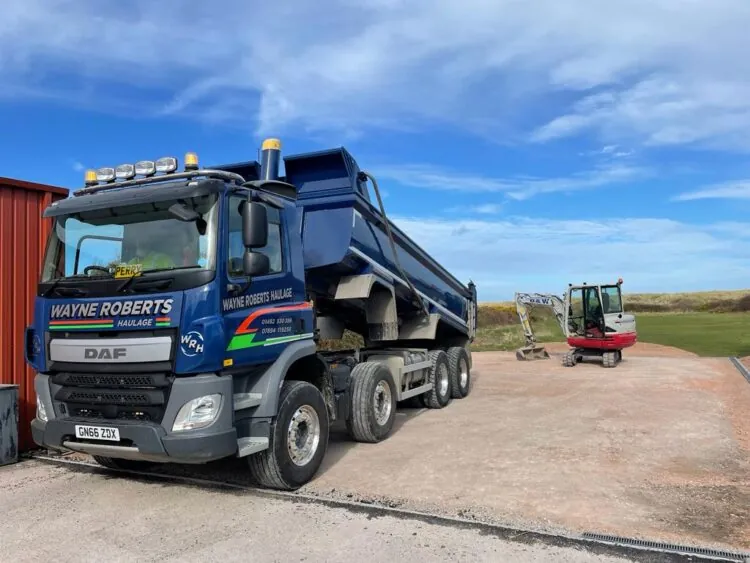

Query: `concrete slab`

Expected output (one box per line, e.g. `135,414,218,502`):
44,349,750,553
1,460,646,563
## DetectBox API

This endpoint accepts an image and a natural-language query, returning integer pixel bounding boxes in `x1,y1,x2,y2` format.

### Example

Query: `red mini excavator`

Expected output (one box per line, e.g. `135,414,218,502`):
514,279,637,368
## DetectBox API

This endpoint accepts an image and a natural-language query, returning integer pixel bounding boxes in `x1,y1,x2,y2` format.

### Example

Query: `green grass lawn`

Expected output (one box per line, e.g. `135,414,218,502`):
472,311,750,357
633,312,750,357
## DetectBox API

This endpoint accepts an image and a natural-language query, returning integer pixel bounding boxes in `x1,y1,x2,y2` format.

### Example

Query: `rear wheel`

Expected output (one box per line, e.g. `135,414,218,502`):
248,380,329,491
422,350,452,409
346,361,397,443
446,346,471,398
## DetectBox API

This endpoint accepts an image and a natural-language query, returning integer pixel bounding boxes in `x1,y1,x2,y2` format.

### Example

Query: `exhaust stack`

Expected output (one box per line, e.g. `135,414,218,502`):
260,138,281,181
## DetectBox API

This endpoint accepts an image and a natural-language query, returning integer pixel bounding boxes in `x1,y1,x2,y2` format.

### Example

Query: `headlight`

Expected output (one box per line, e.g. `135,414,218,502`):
36,396,48,422
172,394,222,432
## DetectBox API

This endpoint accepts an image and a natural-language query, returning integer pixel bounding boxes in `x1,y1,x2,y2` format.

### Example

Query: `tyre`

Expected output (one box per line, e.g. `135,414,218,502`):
92,456,154,471
346,361,397,443
446,346,471,399
422,349,452,409
248,380,329,491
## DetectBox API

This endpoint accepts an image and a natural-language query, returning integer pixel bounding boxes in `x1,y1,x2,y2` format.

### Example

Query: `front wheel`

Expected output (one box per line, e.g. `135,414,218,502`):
248,380,329,491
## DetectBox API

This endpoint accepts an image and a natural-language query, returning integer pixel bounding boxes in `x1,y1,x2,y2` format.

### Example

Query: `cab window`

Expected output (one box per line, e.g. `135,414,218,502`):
601,285,623,314
227,195,283,277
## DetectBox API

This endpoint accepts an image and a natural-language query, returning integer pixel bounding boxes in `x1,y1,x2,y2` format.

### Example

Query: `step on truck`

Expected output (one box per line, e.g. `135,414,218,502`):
25,139,478,490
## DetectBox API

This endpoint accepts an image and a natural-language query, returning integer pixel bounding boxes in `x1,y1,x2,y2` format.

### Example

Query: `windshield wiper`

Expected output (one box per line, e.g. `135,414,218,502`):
43,281,88,297
116,265,200,293
140,265,203,275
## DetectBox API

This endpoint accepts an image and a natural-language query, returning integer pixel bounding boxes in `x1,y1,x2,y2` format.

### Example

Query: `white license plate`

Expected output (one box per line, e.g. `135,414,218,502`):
75,425,120,442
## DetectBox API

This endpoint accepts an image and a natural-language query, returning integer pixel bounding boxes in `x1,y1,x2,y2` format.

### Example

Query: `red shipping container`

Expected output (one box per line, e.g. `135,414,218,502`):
0,177,69,452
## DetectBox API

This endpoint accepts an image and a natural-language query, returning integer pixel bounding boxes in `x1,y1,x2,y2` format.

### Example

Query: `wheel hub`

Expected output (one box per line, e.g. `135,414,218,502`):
373,380,392,425
459,358,469,388
287,404,320,466
438,363,449,396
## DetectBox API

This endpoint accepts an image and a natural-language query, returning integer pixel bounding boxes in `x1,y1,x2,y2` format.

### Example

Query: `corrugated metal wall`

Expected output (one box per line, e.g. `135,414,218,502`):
0,178,68,451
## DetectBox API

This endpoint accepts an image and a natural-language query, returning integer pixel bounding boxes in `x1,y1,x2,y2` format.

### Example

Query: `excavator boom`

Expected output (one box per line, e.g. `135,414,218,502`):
514,292,567,361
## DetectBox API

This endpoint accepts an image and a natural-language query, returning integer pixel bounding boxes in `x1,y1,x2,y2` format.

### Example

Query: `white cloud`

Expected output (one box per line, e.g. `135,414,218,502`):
390,214,750,301
673,180,750,201
469,204,503,215
373,162,649,200
3,0,750,150
445,203,504,215
71,161,85,172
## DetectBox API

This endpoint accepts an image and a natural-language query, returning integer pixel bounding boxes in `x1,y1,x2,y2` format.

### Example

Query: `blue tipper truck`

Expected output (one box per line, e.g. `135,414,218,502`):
25,139,478,490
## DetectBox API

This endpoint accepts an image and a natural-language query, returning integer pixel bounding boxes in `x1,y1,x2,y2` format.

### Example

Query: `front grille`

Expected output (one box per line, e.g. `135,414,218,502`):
60,389,159,405
52,372,172,424
52,372,170,389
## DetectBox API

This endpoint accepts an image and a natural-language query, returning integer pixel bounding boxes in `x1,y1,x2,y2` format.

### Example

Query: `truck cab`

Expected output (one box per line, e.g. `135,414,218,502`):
26,140,477,490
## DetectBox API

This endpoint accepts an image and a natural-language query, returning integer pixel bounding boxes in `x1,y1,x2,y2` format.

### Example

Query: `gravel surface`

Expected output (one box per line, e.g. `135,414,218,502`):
31,350,750,554
2,460,655,563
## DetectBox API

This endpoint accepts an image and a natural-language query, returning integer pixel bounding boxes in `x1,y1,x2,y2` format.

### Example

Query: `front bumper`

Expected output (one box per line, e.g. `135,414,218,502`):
33,372,238,464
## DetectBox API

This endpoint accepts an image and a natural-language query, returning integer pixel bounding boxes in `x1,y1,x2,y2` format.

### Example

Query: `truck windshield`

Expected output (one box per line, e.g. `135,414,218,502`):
41,193,219,282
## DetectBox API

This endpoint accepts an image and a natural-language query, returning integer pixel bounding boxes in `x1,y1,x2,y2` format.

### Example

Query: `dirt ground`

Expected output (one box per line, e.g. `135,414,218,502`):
540,341,699,358
41,344,750,553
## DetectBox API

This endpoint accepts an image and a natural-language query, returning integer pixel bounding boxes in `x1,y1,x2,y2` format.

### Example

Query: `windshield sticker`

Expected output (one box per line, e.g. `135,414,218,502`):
114,263,143,279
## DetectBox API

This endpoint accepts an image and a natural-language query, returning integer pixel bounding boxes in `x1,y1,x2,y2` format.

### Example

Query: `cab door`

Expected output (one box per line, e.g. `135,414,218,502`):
601,284,636,334
219,192,311,368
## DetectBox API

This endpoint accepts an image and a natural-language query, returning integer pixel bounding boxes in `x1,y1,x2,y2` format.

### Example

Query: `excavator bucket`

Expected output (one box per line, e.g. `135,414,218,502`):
515,344,551,361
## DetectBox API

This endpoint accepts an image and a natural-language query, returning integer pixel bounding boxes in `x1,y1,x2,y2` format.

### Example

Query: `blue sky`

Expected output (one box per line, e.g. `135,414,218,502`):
3,0,750,301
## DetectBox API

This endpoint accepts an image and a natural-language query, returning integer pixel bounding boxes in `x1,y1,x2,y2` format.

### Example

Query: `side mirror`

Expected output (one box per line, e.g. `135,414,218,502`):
242,201,268,248
244,251,270,277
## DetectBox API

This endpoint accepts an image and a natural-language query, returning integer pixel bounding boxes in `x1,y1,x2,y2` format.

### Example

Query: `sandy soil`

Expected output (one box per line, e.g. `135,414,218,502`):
37,350,750,553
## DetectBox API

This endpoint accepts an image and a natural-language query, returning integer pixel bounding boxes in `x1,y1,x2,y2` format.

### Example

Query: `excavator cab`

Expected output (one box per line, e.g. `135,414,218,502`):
567,284,606,338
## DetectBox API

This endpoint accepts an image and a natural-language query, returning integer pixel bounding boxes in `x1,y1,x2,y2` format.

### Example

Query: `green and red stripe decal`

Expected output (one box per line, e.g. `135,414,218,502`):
48,316,172,330
227,303,313,351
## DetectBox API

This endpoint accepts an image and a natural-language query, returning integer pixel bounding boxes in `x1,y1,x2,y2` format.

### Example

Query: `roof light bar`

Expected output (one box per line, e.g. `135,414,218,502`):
156,156,178,173
135,160,156,176
96,167,116,182
115,163,136,180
